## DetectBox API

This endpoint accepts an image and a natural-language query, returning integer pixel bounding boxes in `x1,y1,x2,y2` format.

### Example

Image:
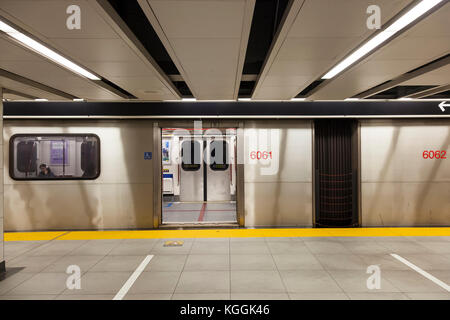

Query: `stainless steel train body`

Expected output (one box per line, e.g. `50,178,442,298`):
3,118,449,231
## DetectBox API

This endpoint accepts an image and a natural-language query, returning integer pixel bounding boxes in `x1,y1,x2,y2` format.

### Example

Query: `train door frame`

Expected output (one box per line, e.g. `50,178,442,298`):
152,120,245,228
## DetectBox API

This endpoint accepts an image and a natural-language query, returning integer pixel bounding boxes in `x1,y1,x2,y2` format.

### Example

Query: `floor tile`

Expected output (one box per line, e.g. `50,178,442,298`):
42,255,104,273
60,271,131,295
89,255,146,272
230,242,270,255
231,293,289,300
108,242,156,256
347,292,410,300
176,271,230,293
357,254,410,271
69,241,121,256
190,241,229,255
405,293,450,300
377,241,430,254
184,255,229,271
383,270,448,293
172,293,230,300
289,293,349,300
25,241,86,257
272,254,324,270
304,241,352,254
328,270,401,293
342,242,391,255
314,254,367,270
230,254,276,271
267,242,310,255
399,254,450,271
128,271,180,294
124,293,172,300
279,270,343,293
231,270,285,293
56,294,114,300
419,242,450,254
0,294,57,300
0,271,36,295
6,273,68,295
7,256,60,273
145,255,187,272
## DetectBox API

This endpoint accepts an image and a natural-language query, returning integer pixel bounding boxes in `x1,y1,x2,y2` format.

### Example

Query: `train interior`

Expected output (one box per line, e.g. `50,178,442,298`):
161,127,237,224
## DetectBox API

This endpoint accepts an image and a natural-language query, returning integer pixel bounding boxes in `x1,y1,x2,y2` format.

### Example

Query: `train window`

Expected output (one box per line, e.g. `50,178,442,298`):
10,134,100,180
210,140,229,171
181,140,201,171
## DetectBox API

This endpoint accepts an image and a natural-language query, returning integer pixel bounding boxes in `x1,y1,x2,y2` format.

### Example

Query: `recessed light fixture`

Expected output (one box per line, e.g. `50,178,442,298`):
321,0,443,80
238,98,251,101
181,98,197,102
34,98,48,101
290,98,306,101
73,98,85,102
345,98,360,101
0,19,100,80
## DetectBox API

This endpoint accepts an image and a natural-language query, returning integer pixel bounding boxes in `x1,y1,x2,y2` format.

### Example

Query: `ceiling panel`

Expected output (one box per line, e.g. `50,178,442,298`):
0,37,120,100
141,0,254,100
0,76,69,100
403,64,450,86
252,0,414,100
0,0,179,100
310,2,450,100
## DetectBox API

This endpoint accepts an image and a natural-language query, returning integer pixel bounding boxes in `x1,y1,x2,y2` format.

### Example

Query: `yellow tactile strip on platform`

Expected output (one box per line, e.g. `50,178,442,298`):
4,231,67,241
4,227,450,241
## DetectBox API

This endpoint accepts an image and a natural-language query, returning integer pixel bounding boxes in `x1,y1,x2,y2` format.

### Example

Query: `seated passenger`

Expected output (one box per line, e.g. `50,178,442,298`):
38,163,55,178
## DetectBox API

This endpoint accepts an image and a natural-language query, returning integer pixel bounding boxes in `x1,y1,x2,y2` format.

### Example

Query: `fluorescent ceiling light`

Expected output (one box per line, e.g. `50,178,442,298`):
34,98,48,101
321,0,443,80
181,98,197,102
345,98,360,101
0,20,100,80
398,97,413,100
290,98,306,101
73,98,85,101
238,98,251,101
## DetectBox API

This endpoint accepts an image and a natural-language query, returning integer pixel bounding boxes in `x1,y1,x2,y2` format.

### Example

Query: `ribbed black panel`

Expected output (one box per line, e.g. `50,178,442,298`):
315,120,357,227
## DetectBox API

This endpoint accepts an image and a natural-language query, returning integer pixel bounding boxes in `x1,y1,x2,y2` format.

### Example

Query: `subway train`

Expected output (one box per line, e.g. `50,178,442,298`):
2,102,450,231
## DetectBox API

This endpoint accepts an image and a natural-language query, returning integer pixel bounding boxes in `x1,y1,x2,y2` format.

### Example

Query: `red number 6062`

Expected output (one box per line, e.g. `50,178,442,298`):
423,150,447,159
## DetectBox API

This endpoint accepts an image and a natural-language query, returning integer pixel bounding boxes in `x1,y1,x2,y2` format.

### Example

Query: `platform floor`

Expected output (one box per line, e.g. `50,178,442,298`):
1,229,450,300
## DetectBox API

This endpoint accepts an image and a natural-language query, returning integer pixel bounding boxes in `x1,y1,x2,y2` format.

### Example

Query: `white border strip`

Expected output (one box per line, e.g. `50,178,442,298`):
113,254,154,300
391,253,450,292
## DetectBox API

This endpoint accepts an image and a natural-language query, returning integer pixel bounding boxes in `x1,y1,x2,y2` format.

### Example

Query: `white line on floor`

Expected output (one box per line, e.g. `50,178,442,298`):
113,255,154,300
390,253,450,292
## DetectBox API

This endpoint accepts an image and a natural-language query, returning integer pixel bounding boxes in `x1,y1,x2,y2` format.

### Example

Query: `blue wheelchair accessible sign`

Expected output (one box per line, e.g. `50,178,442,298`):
144,152,152,160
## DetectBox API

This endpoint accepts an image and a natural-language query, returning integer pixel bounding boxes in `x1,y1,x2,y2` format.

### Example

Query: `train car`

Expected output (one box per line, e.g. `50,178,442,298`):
3,116,449,231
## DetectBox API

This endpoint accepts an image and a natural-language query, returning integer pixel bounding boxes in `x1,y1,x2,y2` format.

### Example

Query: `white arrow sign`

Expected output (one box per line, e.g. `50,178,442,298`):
438,101,450,112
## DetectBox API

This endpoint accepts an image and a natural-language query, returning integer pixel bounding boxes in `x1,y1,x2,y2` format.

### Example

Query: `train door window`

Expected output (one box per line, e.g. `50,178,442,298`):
210,140,229,171
10,134,100,180
181,140,201,171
